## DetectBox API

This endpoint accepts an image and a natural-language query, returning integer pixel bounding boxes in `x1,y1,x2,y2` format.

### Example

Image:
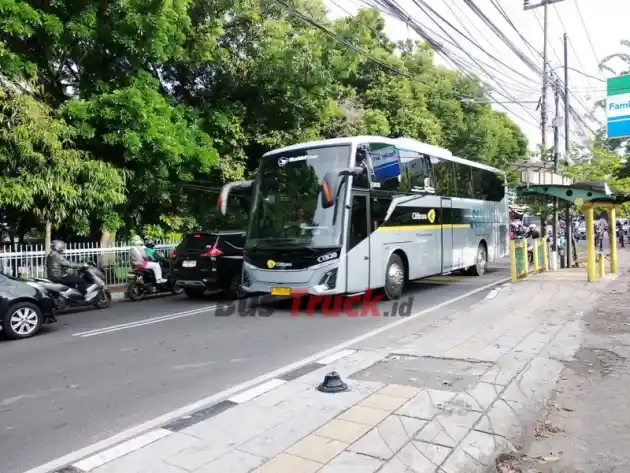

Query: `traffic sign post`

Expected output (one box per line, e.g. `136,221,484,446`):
606,74,630,139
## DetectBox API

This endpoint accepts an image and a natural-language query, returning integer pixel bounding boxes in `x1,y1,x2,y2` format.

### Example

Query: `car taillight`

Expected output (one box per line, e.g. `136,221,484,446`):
170,249,176,258
200,241,222,257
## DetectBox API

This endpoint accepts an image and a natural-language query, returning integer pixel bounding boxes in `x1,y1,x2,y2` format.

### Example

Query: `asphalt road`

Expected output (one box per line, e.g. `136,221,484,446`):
0,263,509,473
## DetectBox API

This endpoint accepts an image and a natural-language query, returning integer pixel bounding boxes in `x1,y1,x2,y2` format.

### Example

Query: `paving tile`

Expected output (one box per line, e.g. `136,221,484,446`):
238,406,337,459
315,419,372,443
450,382,501,412
349,415,426,460
318,451,383,473
414,409,481,448
480,354,531,386
501,357,564,405
286,434,348,463
378,384,421,399
250,381,314,409
358,393,408,412
339,406,391,426
396,389,457,421
194,449,266,473
252,453,322,473
90,432,201,473
379,441,451,473
474,398,526,441
440,431,506,473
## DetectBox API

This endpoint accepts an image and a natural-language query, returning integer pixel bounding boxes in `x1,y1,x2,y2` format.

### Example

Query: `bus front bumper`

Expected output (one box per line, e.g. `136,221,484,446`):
241,263,341,296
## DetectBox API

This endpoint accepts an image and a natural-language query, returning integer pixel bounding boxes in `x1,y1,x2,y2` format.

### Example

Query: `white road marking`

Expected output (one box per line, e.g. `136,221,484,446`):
228,379,287,404
485,289,499,300
72,429,171,471
25,276,509,473
317,349,356,365
72,305,220,337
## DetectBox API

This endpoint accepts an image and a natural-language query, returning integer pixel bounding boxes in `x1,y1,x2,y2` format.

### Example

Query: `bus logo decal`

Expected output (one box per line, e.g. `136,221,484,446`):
267,260,277,268
411,209,436,223
317,252,338,263
277,155,317,167
427,209,436,224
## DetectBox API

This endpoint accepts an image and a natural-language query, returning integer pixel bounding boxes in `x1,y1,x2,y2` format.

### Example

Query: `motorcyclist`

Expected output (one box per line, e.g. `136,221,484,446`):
526,224,541,239
46,240,98,300
144,237,168,266
130,235,166,283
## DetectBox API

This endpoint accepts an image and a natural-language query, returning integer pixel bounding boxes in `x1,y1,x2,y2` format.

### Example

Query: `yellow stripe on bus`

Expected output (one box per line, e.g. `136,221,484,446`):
376,224,471,231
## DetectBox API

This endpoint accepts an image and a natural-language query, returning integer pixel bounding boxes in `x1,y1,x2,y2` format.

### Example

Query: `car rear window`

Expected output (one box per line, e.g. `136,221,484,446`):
181,233,218,250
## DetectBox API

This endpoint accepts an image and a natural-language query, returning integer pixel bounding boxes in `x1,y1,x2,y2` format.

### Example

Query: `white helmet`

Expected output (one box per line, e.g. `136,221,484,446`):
529,224,537,230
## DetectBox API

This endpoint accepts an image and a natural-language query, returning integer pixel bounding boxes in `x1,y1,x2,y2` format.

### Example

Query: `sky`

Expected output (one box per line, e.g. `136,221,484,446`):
324,0,630,155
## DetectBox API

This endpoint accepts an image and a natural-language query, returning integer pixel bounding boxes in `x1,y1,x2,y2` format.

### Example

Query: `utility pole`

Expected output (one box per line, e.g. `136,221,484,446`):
563,32,573,268
525,0,565,268
552,79,560,263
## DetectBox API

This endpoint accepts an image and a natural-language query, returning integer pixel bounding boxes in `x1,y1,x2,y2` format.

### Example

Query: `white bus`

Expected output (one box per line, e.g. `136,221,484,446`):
219,136,508,300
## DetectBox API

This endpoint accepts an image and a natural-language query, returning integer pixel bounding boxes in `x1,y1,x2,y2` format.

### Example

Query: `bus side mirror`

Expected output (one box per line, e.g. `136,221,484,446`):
218,180,254,215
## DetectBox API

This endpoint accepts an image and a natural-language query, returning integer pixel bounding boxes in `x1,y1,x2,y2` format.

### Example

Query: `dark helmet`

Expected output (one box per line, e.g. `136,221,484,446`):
144,237,155,249
51,240,65,253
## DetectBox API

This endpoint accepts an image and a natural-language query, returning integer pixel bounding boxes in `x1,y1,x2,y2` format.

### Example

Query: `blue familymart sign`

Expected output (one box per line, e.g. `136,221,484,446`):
607,74,630,139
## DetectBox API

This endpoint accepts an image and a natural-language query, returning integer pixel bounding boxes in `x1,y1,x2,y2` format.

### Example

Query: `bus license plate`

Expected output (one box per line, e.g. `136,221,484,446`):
182,260,197,268
271,287,291,296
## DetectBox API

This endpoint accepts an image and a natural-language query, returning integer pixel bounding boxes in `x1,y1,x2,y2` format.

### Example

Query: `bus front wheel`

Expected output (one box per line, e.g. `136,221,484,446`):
384,254,406,300
468,244,488,276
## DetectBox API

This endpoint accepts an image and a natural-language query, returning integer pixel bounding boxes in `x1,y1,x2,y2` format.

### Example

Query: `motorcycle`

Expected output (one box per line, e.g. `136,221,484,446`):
126,257,183,301
30,263,112,310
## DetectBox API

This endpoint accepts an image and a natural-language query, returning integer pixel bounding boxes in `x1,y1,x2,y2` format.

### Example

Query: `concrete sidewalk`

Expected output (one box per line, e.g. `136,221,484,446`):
51,261,628,473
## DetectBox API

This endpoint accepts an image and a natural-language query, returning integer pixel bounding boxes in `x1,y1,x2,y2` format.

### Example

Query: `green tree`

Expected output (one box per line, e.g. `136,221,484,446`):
0,87,126,249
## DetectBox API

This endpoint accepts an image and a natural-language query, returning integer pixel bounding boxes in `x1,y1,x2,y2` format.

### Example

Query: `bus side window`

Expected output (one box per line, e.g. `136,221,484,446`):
454,162,473,198
370,197,390,232
431,157,455,196
353,147,371,189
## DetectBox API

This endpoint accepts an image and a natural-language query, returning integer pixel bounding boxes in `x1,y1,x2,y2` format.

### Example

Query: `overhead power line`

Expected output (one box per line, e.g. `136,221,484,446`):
574,0,601,67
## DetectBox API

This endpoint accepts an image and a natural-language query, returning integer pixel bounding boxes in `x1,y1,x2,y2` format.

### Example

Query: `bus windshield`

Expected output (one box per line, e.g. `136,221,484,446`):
246,145,351,249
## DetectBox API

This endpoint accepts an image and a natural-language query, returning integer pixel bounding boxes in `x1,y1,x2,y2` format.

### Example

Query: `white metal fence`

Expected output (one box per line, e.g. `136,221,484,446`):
0,240,180,286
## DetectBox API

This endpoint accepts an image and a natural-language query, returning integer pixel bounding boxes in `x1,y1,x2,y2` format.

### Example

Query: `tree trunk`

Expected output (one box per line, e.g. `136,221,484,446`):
45,221,52,254
100,230,117,266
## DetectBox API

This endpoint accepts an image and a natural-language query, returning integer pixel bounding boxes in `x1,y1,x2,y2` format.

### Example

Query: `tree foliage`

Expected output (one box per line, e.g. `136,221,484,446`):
0,0,529,240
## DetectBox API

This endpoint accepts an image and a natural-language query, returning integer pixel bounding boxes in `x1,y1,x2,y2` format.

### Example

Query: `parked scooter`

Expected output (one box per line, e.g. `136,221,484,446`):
126,252,183,301
30,263,112,310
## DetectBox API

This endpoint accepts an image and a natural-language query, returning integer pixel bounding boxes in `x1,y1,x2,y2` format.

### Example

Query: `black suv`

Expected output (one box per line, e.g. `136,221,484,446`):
171,231,246,300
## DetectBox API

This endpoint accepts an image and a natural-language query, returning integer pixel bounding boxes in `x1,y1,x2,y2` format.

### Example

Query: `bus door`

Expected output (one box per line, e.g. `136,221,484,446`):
346,192,371,293
441,197,454,272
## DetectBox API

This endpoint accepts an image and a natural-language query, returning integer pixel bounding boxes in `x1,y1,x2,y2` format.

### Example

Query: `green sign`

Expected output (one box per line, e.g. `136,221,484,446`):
607,74,630,139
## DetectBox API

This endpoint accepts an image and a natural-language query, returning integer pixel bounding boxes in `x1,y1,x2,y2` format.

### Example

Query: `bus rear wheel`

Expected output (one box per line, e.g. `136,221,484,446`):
468,244,487,276
384,254,406,300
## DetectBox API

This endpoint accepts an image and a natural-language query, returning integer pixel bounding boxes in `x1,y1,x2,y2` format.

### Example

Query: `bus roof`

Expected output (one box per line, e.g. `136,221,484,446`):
263,136,504,175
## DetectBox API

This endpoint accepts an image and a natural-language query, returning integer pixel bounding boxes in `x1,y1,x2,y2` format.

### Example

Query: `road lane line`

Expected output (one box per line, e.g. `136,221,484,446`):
71,429,171,471
26,276,509,473
72,305,220,337
317,349,356,365
228,379,287,404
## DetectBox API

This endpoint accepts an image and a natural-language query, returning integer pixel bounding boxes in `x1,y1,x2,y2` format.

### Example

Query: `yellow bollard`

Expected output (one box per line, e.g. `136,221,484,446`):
598,253,605,278
509,240,518,282
585,207,596,282
533,239,540,273
542,236,549,271
609,207,618,274
522,239,529,278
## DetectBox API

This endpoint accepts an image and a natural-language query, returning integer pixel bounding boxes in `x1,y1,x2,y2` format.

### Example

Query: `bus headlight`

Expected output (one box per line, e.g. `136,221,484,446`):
319,268,337,290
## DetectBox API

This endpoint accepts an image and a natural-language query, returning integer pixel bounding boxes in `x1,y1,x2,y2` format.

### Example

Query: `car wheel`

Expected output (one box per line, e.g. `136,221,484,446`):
172,286,184,296
127,281,145,301
384,253,406,300
94,289,112,309
468,243,488,276
3,302,43,340
228,274,246,300
184,288,206,299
